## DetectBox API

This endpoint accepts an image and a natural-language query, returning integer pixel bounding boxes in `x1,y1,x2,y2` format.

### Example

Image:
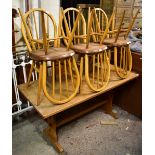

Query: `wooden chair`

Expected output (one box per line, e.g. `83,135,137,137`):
61,8,115,92
102,9,140,78
87,7,112,62
18,8,81,105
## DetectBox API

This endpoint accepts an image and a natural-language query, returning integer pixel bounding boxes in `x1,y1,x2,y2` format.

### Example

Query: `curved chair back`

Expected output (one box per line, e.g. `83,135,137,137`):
61,7,87,46
88,7,108,43
19,8,57,53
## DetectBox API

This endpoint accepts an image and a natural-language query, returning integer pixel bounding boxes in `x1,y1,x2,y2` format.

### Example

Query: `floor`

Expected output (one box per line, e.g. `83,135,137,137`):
12,105,142,155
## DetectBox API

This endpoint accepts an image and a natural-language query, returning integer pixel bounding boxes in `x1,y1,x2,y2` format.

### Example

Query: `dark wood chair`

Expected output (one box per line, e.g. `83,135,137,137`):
18,8,81,105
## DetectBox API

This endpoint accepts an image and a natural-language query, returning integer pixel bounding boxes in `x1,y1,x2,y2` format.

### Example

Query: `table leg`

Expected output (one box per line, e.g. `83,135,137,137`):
43,116,64,153
101,94,118,119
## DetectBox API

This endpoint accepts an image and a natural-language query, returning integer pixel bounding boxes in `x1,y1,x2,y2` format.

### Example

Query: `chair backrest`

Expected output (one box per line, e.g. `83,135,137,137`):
87,8,115,46
88,7,108,43
61,7,87,46
18,8,57,54
124,8,140,39
110,8,140,41
114,10,126,42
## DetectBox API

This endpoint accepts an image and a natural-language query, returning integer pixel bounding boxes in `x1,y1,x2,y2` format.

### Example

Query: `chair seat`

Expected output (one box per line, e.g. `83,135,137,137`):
72,43,107,54
103,38,131,47
29,47,75,61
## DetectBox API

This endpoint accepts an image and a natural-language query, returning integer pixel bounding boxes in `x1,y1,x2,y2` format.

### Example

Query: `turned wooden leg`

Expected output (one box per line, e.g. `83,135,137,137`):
43,116,64,153
37,63,43,106
101,94,118,119
27,61,34,87
79,56,84,93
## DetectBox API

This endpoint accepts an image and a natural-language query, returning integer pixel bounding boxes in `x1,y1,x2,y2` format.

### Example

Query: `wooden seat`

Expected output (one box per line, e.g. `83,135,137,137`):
103,38,131,47
18,8,81,105
72,43,107,54
61,8,115,92
29,48,75,61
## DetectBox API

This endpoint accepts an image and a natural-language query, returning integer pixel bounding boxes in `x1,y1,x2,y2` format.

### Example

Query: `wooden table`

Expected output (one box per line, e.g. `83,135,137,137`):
18,67,139,152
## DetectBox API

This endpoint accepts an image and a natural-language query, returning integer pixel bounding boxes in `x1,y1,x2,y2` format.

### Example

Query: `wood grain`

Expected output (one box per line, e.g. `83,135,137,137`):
29,47,75,61
72,43,107,54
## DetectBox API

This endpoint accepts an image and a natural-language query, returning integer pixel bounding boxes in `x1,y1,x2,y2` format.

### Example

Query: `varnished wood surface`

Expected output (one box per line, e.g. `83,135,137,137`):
29,47,75,61
72,43,107,54
18,65,139,119
104,38,131,47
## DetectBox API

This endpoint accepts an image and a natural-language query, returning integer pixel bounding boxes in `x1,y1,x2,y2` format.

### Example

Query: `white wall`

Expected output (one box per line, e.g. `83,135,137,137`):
40,0,60,26
39,0,60,38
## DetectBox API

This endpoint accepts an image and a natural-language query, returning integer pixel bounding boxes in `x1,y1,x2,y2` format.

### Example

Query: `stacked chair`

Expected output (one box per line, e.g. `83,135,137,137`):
18,8,81,105
91,8,140,78
18,7,139,105
62,7,115,92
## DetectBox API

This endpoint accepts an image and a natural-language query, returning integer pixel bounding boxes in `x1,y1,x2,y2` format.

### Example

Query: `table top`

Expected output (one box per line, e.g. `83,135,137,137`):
18,68,139,119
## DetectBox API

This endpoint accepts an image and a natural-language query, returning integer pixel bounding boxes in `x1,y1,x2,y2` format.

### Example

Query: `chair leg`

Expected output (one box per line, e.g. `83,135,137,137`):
127,45,132,73
37,63,43,106
108,49,111,63
79,56,84,92
85,53,110,92
42,59,80,104
114,46,132,79
27,61,34,87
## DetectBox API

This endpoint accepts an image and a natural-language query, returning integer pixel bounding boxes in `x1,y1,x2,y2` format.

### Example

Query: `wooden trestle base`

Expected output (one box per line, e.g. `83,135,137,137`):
18,66,139,153
43,95,117,153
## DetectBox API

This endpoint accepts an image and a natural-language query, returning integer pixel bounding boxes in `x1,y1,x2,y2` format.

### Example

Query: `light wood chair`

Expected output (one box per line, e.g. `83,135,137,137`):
18,8,81,105
101,9,140,78
61,8,115,92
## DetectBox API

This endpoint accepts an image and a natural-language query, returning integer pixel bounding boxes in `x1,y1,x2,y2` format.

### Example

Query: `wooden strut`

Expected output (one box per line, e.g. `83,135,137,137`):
27,60,34,87
52,61,55,97
85,53,110,92
64,60,69,97
79,56,84,91
18,8,36,52
32,12,40,49
37,63,43,106
114,45,132,79
100,53,104,84
42,57,80,104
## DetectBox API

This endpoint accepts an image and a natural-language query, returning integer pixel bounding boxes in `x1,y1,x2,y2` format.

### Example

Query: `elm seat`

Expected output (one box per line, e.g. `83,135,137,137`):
72,43,107,54
29,48,75,61
103,38,131,47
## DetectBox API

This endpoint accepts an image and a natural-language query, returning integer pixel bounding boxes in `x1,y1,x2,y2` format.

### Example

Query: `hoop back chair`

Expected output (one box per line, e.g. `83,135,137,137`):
103,9,140,78
18,8,81,105
62,8,115,92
